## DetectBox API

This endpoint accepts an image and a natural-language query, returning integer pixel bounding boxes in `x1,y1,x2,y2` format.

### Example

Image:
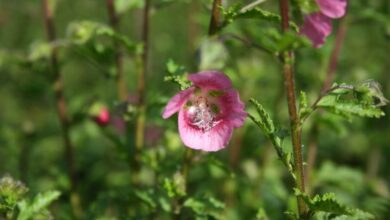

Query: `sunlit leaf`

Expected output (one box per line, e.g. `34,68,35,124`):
17,191,61,220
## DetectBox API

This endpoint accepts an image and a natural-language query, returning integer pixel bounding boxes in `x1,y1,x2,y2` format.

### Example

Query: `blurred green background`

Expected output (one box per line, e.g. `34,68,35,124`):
0,0,389,219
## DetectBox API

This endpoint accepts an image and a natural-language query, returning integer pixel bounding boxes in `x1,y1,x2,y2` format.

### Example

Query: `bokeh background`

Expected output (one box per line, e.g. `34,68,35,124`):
0,0,389,219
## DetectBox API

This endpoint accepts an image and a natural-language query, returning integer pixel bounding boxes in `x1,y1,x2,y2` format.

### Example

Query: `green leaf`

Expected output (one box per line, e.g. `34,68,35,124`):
27,41,53,61
221,4,299,32
295,190,374,219
164,59,191,90
318,94,385,119
66,21,141,54
17,191,61,220
356,80,389,107
163,172,186,198
249,98,294,178
183,195,225,218
307,82,387,122
134,189,157,208
249,98,275,134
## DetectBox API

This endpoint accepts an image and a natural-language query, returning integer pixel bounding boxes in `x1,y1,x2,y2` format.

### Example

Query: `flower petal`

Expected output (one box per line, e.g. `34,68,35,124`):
300,13,332,48
162,87,194,119
188,71,232,90
317,0,347,19
218,89,247,128
178,110,233,151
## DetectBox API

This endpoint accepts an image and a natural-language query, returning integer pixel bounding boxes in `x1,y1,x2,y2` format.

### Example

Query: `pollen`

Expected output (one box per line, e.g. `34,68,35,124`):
186,97,220,131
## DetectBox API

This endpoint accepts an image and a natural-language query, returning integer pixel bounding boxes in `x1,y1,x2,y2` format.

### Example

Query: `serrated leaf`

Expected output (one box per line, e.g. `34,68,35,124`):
295,190,349,216
221,4,299,32
307,82,387,122
295,190,374,219
356,80,389,107
164,59,191,90
17,191,61,220
249,99,294,178
318,96,385,119
249,98,275,133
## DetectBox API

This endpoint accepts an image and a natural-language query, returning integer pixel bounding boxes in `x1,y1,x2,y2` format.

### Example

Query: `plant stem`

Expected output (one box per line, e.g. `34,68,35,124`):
42,0,81,217
278,0,307,216
208,0,221,36
135,0,150,163
106,0,127,100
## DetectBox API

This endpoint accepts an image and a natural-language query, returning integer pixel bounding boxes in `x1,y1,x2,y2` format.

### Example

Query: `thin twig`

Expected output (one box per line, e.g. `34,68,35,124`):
219,33,274,54
300,84,353,124
278,0,307,216
42,0,81,218
106,0,127,100
208,0,221,36
240,0,267,13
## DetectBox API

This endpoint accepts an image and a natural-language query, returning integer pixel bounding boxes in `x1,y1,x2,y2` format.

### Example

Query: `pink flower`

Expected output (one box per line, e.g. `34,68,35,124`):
300,13,332,48
316,0,347,19
162,71,247,152
94,107,110,126
300,0,347,47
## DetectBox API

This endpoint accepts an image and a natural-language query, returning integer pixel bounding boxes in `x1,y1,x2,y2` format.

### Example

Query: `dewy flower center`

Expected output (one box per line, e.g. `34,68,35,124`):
186,95,219,131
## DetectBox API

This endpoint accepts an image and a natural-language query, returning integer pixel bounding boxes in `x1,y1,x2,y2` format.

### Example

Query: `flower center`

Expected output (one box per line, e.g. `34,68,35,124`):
186,96,220,131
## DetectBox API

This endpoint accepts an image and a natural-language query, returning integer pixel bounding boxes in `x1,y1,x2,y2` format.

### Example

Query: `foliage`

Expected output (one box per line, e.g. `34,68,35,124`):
0,176,60,220
0,0,389,219
0,176,28,217
249,98,294,178
17,191,61,220
295,190,375,219
300,82,388,125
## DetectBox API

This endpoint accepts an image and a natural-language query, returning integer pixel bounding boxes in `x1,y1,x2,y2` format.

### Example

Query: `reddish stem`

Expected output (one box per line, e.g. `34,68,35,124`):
321,18,348,93
278,0,307,216
208,0,221,36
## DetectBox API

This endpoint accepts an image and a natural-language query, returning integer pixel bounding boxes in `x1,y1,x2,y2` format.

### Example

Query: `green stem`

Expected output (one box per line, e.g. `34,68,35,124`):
278,0,307,217
135,0,150,165
106,0,127,100
42,0,81,218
